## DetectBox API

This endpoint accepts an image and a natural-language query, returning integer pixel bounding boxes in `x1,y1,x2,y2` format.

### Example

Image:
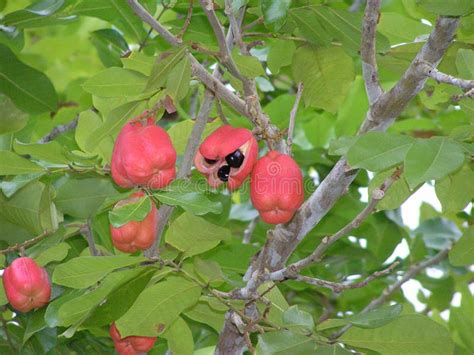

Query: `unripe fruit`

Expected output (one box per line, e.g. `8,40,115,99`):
250,151,304,224
3,257,51,312
194,125,258,190
110,192,158,253
110,323,157,355
111,117,176,189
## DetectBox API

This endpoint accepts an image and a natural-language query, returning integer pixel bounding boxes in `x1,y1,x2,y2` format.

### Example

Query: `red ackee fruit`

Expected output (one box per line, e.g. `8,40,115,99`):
250,151,304,224
3,257,51,312
110,323,157,355
194,125,258,190
109,191,158,253
111,117,176,189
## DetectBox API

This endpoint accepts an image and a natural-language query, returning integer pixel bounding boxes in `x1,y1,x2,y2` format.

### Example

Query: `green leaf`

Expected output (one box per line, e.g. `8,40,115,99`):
116,276,201,337
347,132,414,171
2,0,75,29
184,300,226,332
340,314,454,354
0,95,28,134
449,226,474,266
378,13,431,44
193,258,224,285
416,218,461,250
455,49,474,79
405,137,465,189
90,29,129,68
315,345,352,355
13,140,70,165
72,0,146,42
83,268,157,327
162,317,194,355
55,177,118,218
292,45,354,113
146,46,187,91
23,308,47,344
109,194,152,228
122,51,155,76
34,242,70,267
348,304,403,329
0,44,57,114
166,213,231,257
0,181,57,235
84,100,147,151
267,40,296,75
83,67,148,98
75,110,113,163
289,6,389,54
153,191,222,215
369,169,415,210
435,164,474,214
233,51,265,78
418,0,474,16
167,56,191,101
256,330,316,354
261,0,292,30
167,119,220,155
52,256,146,289
0,151,46,175
282,305,314,331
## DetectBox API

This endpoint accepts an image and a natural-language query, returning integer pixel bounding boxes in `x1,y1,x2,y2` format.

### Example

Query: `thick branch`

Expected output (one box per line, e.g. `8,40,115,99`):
361,0,383,104
419,62,474,90
330,247,451,339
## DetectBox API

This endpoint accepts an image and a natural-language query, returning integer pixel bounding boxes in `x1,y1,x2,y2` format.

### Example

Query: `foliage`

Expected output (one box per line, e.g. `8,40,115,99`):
0,0,473,354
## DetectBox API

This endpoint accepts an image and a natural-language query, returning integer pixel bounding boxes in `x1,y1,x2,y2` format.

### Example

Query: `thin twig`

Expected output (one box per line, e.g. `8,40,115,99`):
225,0,247,54
215,98,230,124
242,16,264,31
291,261,400,293
243,217,259,244
452,87,474,102
329,247,451,340
37,117,79,144
287,83,303,154
138,4,169,51
177,0,194,39
349,0,365,12
361,0,383,104
81,220,99,256
199,0,243,79
419,62,474,90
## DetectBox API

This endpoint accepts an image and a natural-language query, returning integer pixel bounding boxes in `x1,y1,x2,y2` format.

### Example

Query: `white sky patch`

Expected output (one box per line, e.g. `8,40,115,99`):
401,182,441,229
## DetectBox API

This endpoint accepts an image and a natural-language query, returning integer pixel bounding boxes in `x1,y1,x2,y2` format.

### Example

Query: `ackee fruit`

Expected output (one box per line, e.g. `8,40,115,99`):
110,322,157,355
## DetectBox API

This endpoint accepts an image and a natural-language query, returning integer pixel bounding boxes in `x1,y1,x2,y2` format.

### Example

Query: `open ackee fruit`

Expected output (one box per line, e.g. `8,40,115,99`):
194,125,258,191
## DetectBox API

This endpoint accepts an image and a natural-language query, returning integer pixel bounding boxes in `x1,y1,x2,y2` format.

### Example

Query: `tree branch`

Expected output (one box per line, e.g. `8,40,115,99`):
243,217,259,244
287,82,303,154
291,261,400,293
419,62,474,90
225,0,247,54
177,0,194,40
452,87,474,102
361,0,383,104
37,117,79,144
199,0,244,79
329,247,451,340
81,220,99,256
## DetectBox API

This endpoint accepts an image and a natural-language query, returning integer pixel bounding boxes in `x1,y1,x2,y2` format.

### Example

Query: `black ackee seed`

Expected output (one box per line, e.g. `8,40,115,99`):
217,165,231,182
205,158,218,165
225,149,244,168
